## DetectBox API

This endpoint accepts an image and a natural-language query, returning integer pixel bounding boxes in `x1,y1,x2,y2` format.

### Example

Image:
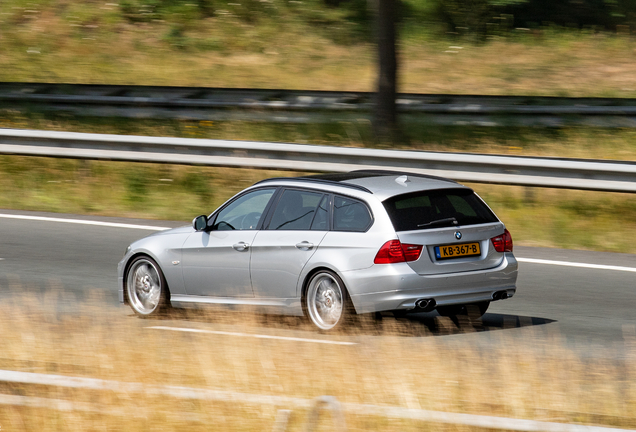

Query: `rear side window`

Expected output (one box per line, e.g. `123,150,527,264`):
333,196,372,232
382,188,498,232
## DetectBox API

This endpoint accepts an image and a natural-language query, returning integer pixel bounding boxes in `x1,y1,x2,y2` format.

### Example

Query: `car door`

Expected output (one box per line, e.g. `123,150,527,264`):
181,187,277,297
250,189,329,299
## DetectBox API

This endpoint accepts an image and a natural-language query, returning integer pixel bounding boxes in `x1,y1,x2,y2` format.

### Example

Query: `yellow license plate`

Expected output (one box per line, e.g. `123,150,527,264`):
435,242,481,260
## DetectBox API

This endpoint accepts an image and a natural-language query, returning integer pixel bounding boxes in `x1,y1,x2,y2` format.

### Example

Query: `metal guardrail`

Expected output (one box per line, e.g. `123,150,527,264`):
1,369,633,432
1,128,635,193
4,82,636,126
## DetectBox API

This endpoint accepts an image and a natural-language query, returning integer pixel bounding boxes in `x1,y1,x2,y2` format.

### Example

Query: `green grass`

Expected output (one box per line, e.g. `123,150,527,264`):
1,152,635,253
474,185,636,253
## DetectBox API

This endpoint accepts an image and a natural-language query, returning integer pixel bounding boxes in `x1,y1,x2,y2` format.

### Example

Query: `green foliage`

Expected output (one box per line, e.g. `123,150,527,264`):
179,170,215,204
435,0,524,37
124,167,149,205
437,0,494,36
163,24,190,50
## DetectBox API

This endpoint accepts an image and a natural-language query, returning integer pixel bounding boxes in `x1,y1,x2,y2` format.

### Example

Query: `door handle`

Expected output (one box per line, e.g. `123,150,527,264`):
232,242,250,251
295,241,314,250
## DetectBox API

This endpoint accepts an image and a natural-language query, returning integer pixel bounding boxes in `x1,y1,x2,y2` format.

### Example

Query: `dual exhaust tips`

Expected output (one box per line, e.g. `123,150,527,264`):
492,290,509,301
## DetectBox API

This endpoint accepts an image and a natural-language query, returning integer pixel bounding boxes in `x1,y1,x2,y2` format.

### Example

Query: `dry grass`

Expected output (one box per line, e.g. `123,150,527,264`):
1,1,636,97
0,291,635,431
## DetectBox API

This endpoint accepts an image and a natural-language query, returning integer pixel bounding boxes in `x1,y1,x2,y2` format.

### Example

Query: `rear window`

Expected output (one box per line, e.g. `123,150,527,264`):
382,188,498,232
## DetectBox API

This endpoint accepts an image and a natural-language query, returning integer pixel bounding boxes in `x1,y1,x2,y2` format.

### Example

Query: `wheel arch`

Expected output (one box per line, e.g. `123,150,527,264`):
300,266,357,315
122,252,171,306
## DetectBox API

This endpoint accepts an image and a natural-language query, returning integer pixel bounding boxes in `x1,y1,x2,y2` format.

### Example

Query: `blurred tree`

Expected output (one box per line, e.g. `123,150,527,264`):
436,0,625,35
505,0,618,29
374,0,399,143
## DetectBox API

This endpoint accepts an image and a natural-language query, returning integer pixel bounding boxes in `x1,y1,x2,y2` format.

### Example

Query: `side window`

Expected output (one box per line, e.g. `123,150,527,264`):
212,188,276,231
267,189,325,230
333,196,372,232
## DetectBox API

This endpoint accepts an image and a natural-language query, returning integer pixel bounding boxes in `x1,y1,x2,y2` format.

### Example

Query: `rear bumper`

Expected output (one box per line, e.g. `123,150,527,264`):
345,253,518,314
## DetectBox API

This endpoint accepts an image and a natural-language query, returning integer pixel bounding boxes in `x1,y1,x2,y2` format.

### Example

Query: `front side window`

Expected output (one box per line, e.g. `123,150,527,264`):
333,196,372,232
212,188,276,231
267,189,326,230
382,188,498,232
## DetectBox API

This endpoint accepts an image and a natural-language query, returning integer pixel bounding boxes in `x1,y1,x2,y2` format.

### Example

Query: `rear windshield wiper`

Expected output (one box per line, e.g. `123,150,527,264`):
417,217,458,228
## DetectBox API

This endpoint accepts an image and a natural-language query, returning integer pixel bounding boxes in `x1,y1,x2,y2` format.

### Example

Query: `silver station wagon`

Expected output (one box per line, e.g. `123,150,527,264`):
118,170,518,330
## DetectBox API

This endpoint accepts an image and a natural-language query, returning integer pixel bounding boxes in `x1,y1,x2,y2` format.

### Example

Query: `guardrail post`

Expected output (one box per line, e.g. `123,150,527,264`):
303,396,347,432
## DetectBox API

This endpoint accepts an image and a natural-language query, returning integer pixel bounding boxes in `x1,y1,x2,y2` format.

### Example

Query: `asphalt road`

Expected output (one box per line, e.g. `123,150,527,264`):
1,209,635,352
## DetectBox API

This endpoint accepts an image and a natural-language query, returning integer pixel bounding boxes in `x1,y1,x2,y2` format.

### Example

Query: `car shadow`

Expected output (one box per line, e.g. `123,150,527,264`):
154,307,556,339
390,311,557,338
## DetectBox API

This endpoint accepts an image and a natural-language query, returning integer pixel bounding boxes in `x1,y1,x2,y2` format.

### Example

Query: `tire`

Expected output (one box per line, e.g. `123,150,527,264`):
125,256,169,317
437,301,490,319
304,270,351,331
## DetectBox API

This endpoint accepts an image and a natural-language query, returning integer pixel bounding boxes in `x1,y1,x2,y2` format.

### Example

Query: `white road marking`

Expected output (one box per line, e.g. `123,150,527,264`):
0,214,170,231
147,326,357,346
2,212,634,273
517,257,636,273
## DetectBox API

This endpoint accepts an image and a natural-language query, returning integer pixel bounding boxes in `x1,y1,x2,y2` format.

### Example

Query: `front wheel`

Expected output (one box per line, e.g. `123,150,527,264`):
305,270,351,331
126,256,169,317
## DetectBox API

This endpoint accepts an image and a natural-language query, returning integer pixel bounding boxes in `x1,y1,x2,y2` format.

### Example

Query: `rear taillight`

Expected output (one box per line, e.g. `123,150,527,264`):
374,240,423,264
491,229,513,253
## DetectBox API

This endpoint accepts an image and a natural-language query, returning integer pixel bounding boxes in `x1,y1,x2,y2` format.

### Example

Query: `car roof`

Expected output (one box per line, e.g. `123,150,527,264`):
256,170,466,201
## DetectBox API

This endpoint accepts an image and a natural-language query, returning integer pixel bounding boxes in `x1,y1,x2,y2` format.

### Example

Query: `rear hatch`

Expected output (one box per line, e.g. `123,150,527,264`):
382,188,506,276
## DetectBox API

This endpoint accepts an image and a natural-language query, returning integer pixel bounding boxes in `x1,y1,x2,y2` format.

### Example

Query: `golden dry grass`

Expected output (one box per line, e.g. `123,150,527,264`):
0,291,635,431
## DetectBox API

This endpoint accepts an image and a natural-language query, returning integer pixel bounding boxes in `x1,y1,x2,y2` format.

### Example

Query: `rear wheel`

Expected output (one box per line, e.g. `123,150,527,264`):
126,256,169,317
437,301,490,319
305,270,351,331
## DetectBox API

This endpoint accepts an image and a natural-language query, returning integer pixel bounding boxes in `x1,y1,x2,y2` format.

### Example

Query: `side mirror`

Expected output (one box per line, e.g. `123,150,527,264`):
192,215,208,231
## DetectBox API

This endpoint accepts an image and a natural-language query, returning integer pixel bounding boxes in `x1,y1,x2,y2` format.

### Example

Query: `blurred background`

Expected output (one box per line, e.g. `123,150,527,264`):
0,1,636,430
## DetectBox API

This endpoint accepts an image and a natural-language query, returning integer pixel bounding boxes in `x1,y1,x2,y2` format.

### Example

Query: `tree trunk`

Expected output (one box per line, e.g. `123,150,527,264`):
373,0,398,143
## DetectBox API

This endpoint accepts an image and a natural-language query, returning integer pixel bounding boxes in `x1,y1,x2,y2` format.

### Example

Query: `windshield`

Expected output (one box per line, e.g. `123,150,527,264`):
382,188,498,232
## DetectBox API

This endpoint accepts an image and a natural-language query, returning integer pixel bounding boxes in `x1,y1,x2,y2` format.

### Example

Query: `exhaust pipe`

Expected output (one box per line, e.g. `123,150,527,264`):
414,298,436,312
492,290,509,301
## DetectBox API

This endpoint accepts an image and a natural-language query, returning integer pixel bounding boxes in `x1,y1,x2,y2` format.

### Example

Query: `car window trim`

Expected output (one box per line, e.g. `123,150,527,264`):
309,194,330,231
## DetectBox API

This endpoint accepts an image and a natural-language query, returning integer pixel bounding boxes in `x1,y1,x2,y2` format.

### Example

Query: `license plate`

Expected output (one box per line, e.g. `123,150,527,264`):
435,242,481,260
